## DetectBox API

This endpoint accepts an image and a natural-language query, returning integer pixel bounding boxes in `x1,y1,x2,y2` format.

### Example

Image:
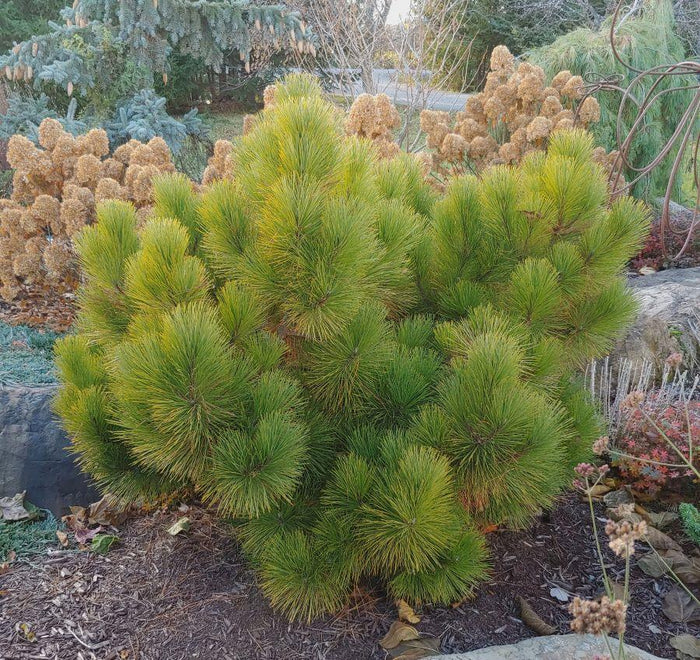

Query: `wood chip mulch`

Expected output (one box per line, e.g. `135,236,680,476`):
0,288,75,334
0,494,696,660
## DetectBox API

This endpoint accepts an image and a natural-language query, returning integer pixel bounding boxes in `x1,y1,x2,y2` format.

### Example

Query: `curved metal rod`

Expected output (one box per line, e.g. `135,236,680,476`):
601,0,700,260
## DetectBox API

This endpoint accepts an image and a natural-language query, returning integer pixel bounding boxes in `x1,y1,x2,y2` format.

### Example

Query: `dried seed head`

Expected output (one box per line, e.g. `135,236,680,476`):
569,596,627,636
593,436,609,456
605,518,647,558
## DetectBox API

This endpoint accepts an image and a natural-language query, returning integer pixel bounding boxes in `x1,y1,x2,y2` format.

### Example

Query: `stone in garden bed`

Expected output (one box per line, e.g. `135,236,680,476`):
0,321,97,514
618,266,700,373
434,634,663,659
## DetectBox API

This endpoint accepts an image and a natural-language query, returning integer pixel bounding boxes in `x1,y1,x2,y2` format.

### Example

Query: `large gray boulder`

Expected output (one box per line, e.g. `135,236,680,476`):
435,634,662,660
0,383,97,515
617,267,700,374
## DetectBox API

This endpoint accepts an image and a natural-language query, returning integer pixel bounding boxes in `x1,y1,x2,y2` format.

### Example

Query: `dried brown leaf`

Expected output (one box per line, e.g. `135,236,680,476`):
670,634,700,658
396,599,421,624
391,637,441,659
662,588,699,623
56,530,69,548
87,494,128,526
643,526,683,553
0,492,30,521
517,596,556,635
380,621,421,650
637,553,669,578
74,525,102,545
647,511,679,530
584,484,611,499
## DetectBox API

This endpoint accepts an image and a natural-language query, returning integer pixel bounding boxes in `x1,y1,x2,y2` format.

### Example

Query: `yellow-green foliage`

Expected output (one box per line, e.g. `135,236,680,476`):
54,74,649,621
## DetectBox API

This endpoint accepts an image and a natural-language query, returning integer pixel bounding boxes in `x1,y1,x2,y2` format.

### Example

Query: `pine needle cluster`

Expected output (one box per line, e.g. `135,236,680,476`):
0,120,174,301
54,73,649,621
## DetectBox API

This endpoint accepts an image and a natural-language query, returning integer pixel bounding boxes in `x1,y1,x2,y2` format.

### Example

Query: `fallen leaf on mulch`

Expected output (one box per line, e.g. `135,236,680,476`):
56,530,69,548
638,549,700,585
643,526,683,553
396,599,421,624
584,484,611,499
662,587,700,623
671,634,700,659
647,511,679,530
638,553,669,578
391,637,441,659
87,494,129,526
17,622,36,642
74,526,102,545
603,488,634,508
517,596,556,635
90,534,119,555
167,517,191,535
380,621,420,650
0,492,30,521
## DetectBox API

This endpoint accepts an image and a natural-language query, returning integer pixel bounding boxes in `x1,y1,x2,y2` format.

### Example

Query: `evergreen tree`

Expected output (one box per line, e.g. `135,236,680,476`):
0,0,64,52
54,74,649,621
0,0,311,146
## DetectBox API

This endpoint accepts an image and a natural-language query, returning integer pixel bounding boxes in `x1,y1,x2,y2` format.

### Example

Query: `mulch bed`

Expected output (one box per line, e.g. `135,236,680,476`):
0,290,75,334
1,493,696,660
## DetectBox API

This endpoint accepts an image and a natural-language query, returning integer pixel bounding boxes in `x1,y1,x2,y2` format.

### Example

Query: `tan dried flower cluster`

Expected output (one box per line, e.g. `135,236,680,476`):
0,119,174,301
605,518,648,558
202,139,235,185
345,93,401,158
420,45,604,177
569,596,627,636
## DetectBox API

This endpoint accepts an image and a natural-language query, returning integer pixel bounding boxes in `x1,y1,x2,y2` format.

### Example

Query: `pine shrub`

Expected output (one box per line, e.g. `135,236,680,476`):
0,121,175,302
55,74,649,621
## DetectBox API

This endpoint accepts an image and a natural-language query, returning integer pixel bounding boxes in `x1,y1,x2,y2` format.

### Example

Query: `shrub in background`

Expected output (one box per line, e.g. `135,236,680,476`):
422,0,611,92
418,45,614,185
0,0,64,52
54,74,649,621
528,0,695,199
0,119,174,301
0,0,311,150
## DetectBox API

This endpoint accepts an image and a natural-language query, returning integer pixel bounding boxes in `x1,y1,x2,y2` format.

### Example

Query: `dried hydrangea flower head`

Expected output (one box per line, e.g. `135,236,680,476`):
202,139,235,184
345,93,401,158
417,45,611,183
569,596,627,635
0,119,174,302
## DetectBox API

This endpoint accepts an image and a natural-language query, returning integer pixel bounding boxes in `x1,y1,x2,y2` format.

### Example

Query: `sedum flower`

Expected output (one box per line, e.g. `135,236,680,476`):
569,596,627,635
605,518,647,558
593,436,609,456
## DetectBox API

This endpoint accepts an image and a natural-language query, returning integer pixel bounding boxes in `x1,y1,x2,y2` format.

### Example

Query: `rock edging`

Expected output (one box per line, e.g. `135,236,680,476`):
434,634,662,660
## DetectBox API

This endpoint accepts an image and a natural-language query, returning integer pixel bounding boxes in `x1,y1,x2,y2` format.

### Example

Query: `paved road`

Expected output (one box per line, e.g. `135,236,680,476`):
332,68,471,111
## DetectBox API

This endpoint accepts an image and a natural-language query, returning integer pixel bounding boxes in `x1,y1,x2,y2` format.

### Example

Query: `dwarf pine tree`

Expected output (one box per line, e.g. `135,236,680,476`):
54,74,649,621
